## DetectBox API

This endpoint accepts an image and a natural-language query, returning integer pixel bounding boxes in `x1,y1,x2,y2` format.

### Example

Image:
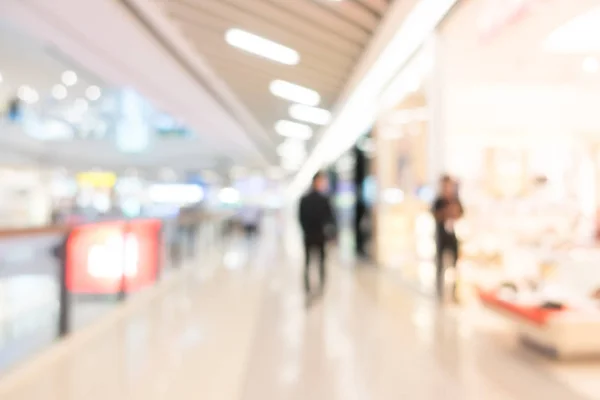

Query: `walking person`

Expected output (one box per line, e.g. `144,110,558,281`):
299,172,335,295
432,175,463,302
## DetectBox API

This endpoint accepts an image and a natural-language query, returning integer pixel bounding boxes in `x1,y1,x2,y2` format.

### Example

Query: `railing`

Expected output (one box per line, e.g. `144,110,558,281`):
0,214,226,373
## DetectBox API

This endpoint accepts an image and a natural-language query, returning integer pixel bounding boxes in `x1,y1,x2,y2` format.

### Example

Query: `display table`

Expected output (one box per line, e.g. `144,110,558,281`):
479,289,600,359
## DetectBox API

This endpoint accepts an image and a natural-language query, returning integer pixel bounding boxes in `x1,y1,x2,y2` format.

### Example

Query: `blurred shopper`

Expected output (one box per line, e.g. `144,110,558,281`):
240,205,262,239
432,175,463,301
299,172,335,295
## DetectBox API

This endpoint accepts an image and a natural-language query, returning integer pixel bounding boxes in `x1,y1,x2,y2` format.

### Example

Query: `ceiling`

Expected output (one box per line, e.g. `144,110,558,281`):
158,0,393,148
1,0,397,178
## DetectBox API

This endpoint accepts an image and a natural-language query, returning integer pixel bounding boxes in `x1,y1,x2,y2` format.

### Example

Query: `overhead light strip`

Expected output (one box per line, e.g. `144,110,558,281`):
270,80,321,106
288,0,458,196
289,104,332,125
275,120,313,140
225,29,300,65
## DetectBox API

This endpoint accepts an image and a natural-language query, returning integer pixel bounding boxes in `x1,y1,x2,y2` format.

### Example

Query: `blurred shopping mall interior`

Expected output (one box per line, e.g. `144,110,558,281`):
3,0,600,398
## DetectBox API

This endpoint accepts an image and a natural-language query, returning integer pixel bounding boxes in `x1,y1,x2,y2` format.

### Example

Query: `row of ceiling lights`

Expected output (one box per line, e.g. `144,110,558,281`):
224,28,332,145
0,69,102,107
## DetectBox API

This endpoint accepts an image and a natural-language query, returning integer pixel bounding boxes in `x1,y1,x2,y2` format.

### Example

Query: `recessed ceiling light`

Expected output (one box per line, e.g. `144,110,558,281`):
52,84,68,100
289,104,331,125
86,85,102,101
583,57,599,73
225,29,299,65
270,80,320,106
17,85,39,104
275,120,313,140
62,70,78,86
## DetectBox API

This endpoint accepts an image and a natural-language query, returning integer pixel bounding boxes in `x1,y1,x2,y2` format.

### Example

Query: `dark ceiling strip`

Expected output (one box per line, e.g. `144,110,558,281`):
174,0,362,59
119,0,274,164
260,0,371,42
350,0,383,19
307,0,375,33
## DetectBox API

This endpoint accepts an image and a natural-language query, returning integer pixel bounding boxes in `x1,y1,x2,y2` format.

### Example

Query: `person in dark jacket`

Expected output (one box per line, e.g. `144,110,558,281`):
432,175,463,301
299,172,335,294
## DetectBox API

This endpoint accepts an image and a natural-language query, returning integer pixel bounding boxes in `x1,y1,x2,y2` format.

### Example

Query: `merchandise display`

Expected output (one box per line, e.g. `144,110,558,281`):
459,206,600,358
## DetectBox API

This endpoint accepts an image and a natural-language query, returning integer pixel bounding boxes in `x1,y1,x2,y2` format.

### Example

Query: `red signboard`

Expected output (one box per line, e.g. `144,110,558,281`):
65,219,162,294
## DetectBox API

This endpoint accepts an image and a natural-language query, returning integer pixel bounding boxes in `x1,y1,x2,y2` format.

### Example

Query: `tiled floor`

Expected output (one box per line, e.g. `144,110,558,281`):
0,227,596,399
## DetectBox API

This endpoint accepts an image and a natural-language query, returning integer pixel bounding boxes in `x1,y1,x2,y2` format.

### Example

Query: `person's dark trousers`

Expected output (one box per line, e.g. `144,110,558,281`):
304,237,326,293
435,234,458,300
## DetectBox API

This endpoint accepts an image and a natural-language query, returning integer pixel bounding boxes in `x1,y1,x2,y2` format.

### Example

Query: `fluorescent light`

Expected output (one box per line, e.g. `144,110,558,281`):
225,29,299,65
17,85,39,104
52,84,68,100
270,80,320,106
289,104,331,125
86,85,102,101
583,57,599,73
62,70,78,86
275,120,313,140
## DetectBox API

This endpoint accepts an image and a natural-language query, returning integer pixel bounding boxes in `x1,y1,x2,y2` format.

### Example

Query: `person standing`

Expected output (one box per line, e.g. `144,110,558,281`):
299,172,335,294
432,175,463,301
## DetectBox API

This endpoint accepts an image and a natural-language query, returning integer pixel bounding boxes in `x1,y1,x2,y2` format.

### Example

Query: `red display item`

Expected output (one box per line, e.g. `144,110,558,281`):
66,219,162,294
478,289,566,326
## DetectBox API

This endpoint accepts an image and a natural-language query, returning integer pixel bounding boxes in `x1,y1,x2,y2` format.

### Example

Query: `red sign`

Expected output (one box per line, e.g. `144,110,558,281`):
66,219,162,294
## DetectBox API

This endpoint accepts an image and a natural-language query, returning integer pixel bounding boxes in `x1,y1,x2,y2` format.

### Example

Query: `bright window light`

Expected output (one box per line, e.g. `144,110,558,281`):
0,72,3,83
289,104,331,125
17,85,39,104
62,70,78,86
148,184,204,205
381,188,405,204
275,120,313,140
219,187,240,204
270,80,320,106
52,84,68,100
86,85,102,101
225,29,300,65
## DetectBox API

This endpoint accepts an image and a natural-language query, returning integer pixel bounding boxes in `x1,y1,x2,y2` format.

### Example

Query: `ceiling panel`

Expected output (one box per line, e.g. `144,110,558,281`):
163,0,391,150
356,0,388,15
311,0,380,31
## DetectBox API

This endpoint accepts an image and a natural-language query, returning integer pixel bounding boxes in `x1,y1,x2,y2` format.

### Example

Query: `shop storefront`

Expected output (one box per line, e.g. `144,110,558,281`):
371,0,600,393
372,37,441,293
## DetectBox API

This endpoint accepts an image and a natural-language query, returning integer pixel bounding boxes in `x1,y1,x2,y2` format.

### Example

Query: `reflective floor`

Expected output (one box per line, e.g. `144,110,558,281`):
0,223,597,399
